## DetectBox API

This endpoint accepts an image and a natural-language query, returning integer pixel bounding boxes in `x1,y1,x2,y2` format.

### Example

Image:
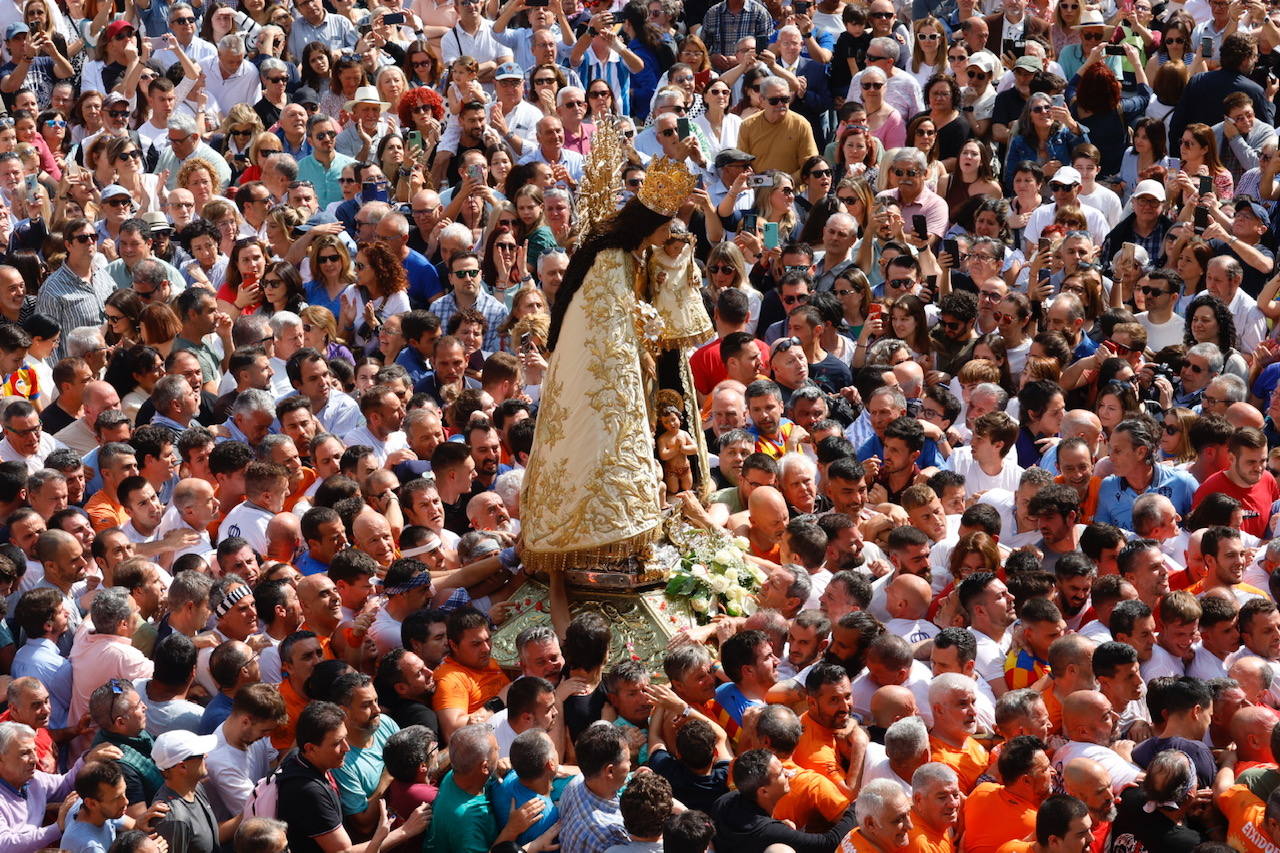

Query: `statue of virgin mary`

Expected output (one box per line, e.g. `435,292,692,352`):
519,153,701,574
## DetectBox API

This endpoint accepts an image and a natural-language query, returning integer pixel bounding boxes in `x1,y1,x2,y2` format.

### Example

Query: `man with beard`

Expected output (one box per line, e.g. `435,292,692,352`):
1030,485,1084,574
961,572,1017,700
1054,554,1096,633
511,625,564,685
345,385,408,468
792,662,859,795
779,610,830,684
1054,690,1143,794
819,566,870,622
329,672,400,832
1193,428,1279,538
1053,438,1102,523
927,673,988,791
962,736,1055,853
908,763,962,853
466,492,516,535
467,420,507,493
1062,758,1117,853
434,606,510,740
33,529,88,656
1093,641,1152,743
374,647,437,735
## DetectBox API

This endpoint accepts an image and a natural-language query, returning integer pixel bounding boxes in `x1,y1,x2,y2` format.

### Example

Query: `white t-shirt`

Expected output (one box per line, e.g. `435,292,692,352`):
1136,312,1186,353
850,660,936,726
204,724,278,822
1051,741,1142,793
971,628,1012,686
217,501,273,556
1140,643,1186,680
885,618,940,644
945,446,1024,497
1187,643,1229,681
1079,184,1124,228
367,607,404,658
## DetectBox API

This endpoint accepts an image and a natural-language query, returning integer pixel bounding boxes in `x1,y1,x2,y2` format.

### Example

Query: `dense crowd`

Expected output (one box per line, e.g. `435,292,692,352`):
8,0,1280,850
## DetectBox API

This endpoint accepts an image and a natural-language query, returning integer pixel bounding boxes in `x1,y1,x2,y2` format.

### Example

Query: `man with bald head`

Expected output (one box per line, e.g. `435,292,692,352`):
374,211,440,308
1041,634,1097,735
1230,656,1274,707
869,685,918,741
351,507,395,569
730,485,789,561
1231,706,1278,772
1041,410,1104,475
1228,402,1266,429
1052,690,1142,794
54,380,121,456
883,574,937,645
297,573,342,642
265,511,302,565
1062,758,1116,844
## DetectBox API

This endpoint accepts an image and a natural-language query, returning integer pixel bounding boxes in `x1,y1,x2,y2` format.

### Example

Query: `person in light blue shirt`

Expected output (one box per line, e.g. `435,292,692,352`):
491,730,560,846
59,762,131,853
11,589,72,728
330,672,400,817
1093,418,1198,532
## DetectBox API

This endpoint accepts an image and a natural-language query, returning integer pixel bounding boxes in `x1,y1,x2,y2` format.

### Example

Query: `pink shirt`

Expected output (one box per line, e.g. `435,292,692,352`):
68,631,154,723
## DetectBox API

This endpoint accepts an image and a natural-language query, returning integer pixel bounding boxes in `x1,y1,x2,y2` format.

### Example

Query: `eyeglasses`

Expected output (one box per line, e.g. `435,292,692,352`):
938,318,964,331
43,119,65,128
1140,285,1172,297
168,132,193,144
105,197,131,207
918,33,940,40
313,130,337,141
1030,105,1049,114
561,100,585,108
1180,138,1197,147
978,290,1002,302
1081,30,1105,40
892,168,920,177
589,90,611,98
4,423,39,436
861,82,884,90
781,293,809,305
105,312,126,322
671,75,694,84
453,268,481,278
707,264,736,274
808,169,832,178
870,11,894,17
172,15,196,23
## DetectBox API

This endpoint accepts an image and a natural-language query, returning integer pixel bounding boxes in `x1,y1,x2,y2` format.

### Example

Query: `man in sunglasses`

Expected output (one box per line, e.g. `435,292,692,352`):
1022,167,1109,255
738,76,818,179
931,291,979,376
847,37,921,120
151,3,216,72
488,63,541,159
1101,179,1170,268
708,147,756,209
875,149,946,252
1133,269,1185,352
297,114,354,209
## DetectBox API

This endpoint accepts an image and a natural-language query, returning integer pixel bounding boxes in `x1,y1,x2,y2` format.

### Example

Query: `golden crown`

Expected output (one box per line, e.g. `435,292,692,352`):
637,156,698,217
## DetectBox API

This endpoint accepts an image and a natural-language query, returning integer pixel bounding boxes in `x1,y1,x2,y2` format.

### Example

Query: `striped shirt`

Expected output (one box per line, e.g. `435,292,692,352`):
36,262,114,360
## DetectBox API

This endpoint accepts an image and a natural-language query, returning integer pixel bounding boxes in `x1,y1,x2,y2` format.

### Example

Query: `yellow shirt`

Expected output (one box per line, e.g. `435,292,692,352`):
736,110,820,180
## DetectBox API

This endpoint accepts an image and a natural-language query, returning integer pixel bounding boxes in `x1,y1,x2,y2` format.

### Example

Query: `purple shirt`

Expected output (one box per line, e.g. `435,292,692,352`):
0,763,78,853
876,185,949,243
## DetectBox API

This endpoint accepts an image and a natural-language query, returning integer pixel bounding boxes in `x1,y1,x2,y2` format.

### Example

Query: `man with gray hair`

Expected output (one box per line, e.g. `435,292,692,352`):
848,37,923,119
910,763,962,849
864,716,930,795
150,374,201,435
259,154,298,205
1202,373,1248,418
876,148,947,250
375,211,440,308
0,719,119,837
737,75,818,179
267,312,303,396
1206,254,1267,353
200,33,261,115
814,212,858,291
537,248,569,303
69,587,153,722
1176,342,1225,407
849,777,913,853
159,114,231,190
223,389,276,450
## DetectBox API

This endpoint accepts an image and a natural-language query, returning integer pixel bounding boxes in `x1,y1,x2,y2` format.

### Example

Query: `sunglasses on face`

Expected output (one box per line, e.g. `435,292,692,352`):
1105,339,1135,354
861,82,884,90
318,254,341,263
105,312,126,322
589,90,611,98
43,119,65,128
994,311,1019,324
108,109,130,119
453,268,481,278
313,131,337,141
837,195,858,205
105,197,131,207
707,263,736,274
1049,182,1077,192
1185,362,1206,373
265,76,287,85
870,10,894,17
1166,36,1185,44
949,53,967,60
1082,31,1105,40
116,149,142,160
892,168,920,177
809,169,832,178
888,278,913,289
561,100,585,108
938,318,964,331
1140,285,1172,297
781,294,809,305
112,28,134,40
918,32,940,40
626,178,643,187
967,69,987,78
172,15,196,23
69,232,94,243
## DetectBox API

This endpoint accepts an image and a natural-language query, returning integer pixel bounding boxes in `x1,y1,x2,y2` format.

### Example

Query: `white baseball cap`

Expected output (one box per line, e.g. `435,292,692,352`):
152,730,218,771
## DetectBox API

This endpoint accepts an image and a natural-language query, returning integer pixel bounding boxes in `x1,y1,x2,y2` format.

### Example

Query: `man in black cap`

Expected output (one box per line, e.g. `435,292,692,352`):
1205,195,1276,297
709,148,756,208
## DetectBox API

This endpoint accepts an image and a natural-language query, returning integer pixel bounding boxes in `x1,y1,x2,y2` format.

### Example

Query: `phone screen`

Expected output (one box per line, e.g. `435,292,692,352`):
741,212,758,233
677,117,691,138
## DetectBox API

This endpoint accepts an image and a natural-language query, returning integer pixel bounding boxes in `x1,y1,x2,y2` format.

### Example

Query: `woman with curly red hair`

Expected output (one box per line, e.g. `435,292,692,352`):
341,240,410,354
398,87,444,160
1070,51,1145,177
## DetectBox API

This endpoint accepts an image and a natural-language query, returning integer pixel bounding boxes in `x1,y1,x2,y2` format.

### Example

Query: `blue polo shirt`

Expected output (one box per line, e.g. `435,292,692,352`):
857,435,943,469
1093,463,1199,532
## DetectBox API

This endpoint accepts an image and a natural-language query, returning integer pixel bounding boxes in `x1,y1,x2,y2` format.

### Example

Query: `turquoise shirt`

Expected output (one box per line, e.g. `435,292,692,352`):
297,151,356,209
332,715,400,815
422,771,497,853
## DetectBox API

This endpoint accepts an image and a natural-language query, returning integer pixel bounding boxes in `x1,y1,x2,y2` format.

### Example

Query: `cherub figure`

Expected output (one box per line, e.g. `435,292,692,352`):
656,404,697,496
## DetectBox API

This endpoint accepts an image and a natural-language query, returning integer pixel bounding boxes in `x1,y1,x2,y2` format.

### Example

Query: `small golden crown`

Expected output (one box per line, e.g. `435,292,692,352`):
637,156,698,217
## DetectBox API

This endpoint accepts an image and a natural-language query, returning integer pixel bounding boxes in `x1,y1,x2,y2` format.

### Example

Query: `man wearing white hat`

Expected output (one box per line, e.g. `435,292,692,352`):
1022,166,1112,252
150,729,234,853
1059,10,1116,82
1101,179,1172,264
335,86,392,161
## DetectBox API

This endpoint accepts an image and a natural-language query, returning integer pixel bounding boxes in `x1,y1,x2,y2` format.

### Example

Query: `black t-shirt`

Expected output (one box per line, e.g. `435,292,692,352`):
933,114,973,164
40,402,75,435
564,684,608,743
277,753,345,853
831,32,870,97
649,749,732,814
991,87,1027,131
810,354,853,394
1109,786,1203,853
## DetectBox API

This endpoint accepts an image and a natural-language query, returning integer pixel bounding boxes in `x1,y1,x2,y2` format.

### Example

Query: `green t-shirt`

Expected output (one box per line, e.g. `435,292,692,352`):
422,772,498,853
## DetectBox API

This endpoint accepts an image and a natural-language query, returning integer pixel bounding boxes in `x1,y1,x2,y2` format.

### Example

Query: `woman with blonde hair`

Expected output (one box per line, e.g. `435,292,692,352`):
497,285,550,354
216,105,264,162
264,206,303,261
300,305,354,364
746,170,801,243
106,136,160,213
703,242,762,333
909,18,947,88
304,235,355,317
1050,0,1084,53
237,131,285,186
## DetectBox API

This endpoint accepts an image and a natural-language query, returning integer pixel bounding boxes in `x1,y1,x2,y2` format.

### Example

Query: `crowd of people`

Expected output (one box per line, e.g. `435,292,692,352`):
9,0,1280,849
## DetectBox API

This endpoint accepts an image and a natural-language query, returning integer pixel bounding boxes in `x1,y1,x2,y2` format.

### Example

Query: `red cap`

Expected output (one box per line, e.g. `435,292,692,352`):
103,19,135,41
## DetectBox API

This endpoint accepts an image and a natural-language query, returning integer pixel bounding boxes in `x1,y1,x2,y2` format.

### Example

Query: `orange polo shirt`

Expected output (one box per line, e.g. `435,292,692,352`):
839,827,885,853
284,468,319,512
270,677,309,752
793,711,846,790
907,814,956,853
995,841,1033,853
85,492,128,532
929,734,989,793
433,657,510,713
1054,475,1100,524
1042,686,1065,737
961,782,1039,853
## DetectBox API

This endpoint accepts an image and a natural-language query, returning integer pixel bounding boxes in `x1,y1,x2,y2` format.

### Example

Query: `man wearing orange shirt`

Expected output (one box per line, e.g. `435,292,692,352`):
1040,634,1097,736
84,442,138,531
434,605,510,740
927,673,989,792
1216,750,1280,853
995,795,1093,853
1054,437,1101,523
962,736,1054,853
261,433,317,512
794,663,859,796
269,630,325,752
756,704,854,833
838,778,913,853
907,763,961,853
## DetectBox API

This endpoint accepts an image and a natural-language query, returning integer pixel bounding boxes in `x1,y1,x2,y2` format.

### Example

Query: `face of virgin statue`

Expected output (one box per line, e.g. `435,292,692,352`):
646,221,673,247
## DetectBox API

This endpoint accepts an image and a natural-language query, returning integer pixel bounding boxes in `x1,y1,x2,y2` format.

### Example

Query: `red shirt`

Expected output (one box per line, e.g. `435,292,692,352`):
689,336,770,396
1193,470,1280,538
